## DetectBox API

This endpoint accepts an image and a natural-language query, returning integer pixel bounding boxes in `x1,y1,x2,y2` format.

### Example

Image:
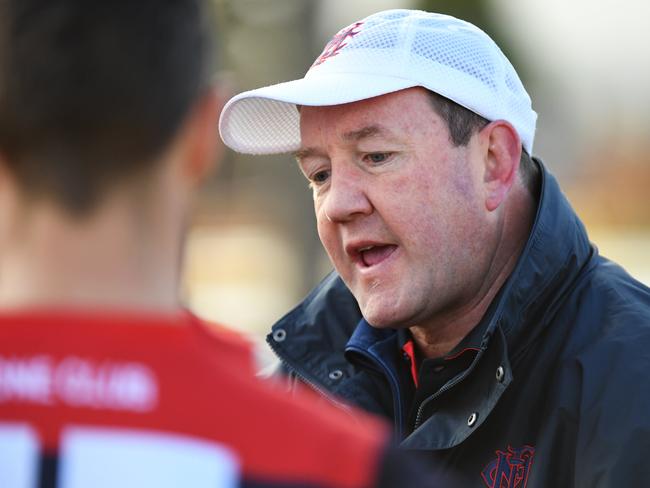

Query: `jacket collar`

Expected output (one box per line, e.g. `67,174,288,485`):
267,271,361,391
494,159,593,353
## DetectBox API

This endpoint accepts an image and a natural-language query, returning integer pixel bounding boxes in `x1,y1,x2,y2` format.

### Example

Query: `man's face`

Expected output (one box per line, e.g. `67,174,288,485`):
297,87,495,330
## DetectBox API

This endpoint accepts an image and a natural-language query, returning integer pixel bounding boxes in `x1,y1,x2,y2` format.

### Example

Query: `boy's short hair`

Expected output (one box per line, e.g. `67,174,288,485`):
0,0,214,215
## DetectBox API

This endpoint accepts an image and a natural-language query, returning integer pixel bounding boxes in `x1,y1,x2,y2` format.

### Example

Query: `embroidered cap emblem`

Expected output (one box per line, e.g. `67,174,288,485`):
311,21,364,68
481,445,535,488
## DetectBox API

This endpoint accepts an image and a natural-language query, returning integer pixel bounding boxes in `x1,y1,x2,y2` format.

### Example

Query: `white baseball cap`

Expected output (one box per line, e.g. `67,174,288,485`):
219,9,537,155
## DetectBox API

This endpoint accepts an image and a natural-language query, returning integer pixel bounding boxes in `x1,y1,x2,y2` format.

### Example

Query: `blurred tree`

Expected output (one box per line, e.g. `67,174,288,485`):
204,0,326,295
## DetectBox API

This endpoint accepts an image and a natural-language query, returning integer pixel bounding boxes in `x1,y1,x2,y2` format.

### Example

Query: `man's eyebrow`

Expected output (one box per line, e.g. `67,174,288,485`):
342,125,389,142
293,125,395,161
292,148,318,161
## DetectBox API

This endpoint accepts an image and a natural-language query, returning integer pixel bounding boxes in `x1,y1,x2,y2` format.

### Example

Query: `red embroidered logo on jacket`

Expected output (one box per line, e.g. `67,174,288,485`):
481,445,535,488
311,22,364,68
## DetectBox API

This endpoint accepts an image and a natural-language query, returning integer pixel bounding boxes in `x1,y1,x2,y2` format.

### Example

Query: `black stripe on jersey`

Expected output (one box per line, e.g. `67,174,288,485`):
38,452,58,488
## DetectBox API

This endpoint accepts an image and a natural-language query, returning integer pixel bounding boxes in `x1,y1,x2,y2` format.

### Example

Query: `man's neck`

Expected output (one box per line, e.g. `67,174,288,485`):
408,244,520,359
410,184,537,359
0,196,183,313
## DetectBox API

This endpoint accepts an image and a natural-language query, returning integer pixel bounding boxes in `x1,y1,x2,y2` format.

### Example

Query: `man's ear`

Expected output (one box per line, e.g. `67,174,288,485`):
176,85,226,187
480,120,522,212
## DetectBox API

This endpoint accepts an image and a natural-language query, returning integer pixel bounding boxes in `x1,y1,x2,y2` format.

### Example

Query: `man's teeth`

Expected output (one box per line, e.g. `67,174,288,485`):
359,246,375,252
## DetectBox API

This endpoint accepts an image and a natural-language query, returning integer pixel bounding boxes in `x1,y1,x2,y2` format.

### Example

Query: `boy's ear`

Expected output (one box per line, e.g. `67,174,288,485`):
0,151,20,198
177,86,226,187
480,120,522,211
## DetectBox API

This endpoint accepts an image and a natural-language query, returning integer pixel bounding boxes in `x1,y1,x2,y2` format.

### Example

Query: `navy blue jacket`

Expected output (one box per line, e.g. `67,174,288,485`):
268,160,650,487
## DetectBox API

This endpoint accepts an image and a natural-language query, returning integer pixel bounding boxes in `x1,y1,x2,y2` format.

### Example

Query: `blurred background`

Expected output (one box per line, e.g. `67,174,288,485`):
184,0,650,349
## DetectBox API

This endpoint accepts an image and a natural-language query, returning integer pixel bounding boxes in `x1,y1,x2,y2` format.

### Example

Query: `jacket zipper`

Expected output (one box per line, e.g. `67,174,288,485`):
412,348,486,430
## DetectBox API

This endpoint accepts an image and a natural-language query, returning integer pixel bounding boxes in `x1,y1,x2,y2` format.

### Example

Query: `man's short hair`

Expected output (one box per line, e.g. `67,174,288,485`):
427,91,539,197
0,0,214,215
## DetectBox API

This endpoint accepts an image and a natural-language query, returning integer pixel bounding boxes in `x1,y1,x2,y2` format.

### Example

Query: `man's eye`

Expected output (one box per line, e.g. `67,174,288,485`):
364,153,391,164
310,170,330,185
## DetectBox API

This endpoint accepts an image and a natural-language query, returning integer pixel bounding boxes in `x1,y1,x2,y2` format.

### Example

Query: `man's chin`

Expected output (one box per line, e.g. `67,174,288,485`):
360,307,411,330
351,284,414,328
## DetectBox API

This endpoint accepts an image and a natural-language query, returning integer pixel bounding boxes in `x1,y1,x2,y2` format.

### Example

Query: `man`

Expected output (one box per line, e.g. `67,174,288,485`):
219,9,650,487
0,2,442,487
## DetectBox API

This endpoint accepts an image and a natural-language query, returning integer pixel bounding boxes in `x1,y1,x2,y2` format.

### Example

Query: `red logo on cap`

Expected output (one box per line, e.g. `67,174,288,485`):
311,21,364,68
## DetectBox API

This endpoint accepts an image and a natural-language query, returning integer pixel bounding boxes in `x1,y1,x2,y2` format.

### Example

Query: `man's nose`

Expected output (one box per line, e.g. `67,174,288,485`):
319,164,372,223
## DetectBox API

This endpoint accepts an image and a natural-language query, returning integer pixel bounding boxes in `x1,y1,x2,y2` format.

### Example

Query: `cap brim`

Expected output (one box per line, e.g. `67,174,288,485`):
219,73,418,155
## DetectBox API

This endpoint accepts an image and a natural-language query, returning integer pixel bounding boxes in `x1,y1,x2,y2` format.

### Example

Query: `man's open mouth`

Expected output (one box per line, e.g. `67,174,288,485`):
357,244,397,267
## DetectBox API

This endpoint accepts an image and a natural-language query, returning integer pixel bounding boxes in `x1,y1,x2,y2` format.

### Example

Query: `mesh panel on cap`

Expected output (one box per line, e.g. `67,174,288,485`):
219,9,537,155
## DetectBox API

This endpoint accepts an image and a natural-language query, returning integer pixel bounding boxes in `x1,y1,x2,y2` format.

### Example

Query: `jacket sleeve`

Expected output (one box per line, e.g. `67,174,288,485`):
573,332,650,487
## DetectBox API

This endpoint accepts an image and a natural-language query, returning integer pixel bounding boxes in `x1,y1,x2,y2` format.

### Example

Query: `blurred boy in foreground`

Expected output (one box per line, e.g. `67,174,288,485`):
0,1,442,486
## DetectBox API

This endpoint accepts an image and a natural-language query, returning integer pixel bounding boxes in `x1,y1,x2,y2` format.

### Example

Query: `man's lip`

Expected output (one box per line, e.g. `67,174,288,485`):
345,241,398,268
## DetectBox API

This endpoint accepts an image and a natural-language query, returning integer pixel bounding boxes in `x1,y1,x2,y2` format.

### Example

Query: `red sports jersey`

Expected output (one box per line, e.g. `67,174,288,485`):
0,309,391,488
